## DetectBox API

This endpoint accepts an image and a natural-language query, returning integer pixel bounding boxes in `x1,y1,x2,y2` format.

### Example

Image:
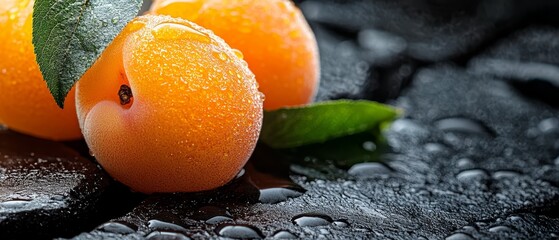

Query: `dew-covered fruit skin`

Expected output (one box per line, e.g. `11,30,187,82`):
0,0,81,141
150,0,320,110
76,15,263,193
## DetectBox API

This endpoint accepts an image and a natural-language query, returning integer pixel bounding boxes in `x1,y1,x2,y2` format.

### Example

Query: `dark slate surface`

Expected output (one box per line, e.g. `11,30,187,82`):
0,130,111,239
468,26,559,107
3,0,559,239
298,0,531,62
69,64,559,240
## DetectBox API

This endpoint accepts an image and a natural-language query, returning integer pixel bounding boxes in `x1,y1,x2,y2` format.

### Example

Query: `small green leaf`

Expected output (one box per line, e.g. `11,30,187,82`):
260,100,401,149
33,0,143,107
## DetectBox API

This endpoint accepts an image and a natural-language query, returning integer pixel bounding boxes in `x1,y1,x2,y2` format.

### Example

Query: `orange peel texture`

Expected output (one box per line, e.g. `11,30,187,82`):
150,0,320,110
0,0,82,141
76,15,264,193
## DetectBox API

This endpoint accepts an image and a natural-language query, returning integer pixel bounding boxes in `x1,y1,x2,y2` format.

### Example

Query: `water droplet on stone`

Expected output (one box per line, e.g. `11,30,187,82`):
456,158,475,169
332,219,350,227
538,118,559,134
205,216,233,225
97,221,137,234
362,141,377,152
508,215,523,221
492,170,521,180
445,232,475,240
456,169,489,182
192,206,233,224
259,187,305,204
348,162,392,178
152,23,210,43
461,226,477,232
488,225,512,232
272,230,297,239
424,143,447,154
215,224,264,239
358,29,407,58
0,200,30,208
391,119,428,134
148,219,187,233
291,213,333,227
434,117,495,137
245,163,305,204
146,231,191,240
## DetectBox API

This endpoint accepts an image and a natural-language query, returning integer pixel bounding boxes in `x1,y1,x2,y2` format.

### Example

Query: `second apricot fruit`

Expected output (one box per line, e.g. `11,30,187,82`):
150,0,320,110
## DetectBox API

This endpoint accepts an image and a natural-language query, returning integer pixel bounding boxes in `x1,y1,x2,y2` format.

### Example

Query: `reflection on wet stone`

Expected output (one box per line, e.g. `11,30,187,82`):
0,130,110,239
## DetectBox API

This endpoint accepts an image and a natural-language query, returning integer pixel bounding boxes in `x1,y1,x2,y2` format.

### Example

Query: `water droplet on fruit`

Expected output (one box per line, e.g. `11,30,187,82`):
152,22,210,43
97,221,137,234
215,224,264,239
291,213,333,227
232,49,244,60
128,20,146,32
8,9,18,21
214,51,228,61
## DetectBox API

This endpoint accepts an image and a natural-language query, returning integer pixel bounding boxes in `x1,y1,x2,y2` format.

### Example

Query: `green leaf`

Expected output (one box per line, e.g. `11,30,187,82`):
33,0,143,108
260,100,401,149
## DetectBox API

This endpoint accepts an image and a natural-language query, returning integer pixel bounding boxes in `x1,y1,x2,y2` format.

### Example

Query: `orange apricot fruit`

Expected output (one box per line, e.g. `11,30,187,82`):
75,15,263,193
0,0,82,141
150,0,320,110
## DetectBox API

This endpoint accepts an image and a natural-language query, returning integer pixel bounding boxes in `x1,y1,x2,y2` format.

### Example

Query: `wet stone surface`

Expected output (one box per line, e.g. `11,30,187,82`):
72,49,559,240
3,0,559,239
0,130,110,239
